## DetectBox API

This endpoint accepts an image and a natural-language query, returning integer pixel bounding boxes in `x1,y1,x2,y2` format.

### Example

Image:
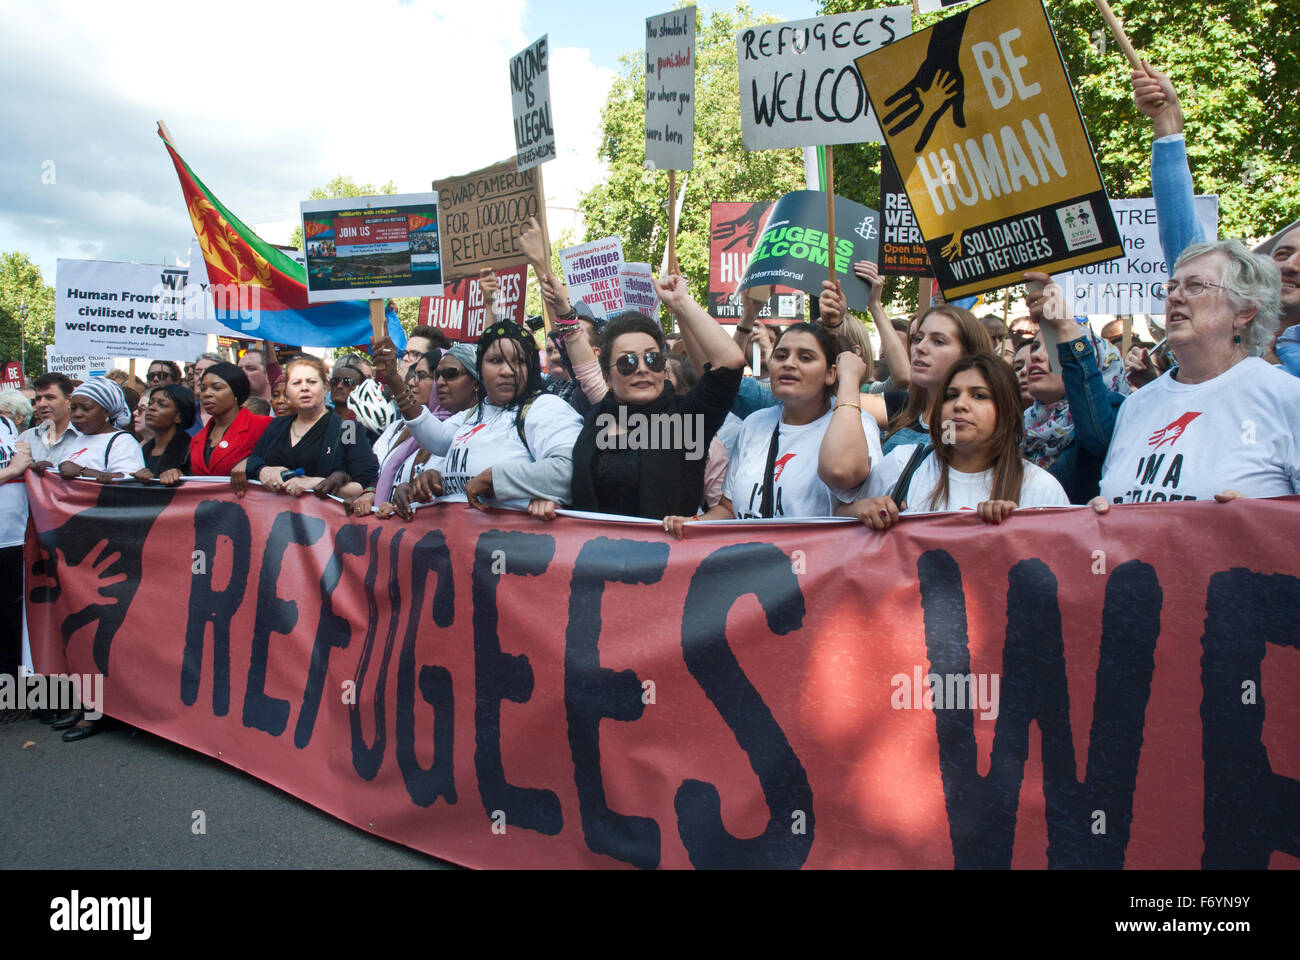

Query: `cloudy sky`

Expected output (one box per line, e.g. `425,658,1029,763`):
1,0,817,284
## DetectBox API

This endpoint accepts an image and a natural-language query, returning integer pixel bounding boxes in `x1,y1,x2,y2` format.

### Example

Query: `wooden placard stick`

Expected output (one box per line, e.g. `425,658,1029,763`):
825,144,837,283
533,165,556,331
369,298,386,343
1093,0,1143,69
1121,314,1133,359
668,169,680,275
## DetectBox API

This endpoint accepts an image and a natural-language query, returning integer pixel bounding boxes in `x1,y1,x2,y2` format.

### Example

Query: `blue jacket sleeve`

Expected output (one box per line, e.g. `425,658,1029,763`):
1059,338,1126,457
1152,135,1207,273
730,376,779,419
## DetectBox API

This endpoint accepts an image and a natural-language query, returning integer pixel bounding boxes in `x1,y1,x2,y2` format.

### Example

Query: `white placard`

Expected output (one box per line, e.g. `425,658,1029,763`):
560,237,626,320
619,263,660,319
44,347,114,380
1053,196,1219,316
55,259,211,359
510,34,556,172
645,6,696,171
737,8,911,150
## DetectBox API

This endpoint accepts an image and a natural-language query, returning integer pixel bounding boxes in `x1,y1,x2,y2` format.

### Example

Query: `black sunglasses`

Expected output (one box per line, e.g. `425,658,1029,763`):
614,350,666,376
330,376,356,388
435,368,465,381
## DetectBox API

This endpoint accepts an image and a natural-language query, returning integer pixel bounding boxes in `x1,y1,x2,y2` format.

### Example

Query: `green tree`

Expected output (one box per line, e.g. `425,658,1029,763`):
576,2,810,315
0,252,56,379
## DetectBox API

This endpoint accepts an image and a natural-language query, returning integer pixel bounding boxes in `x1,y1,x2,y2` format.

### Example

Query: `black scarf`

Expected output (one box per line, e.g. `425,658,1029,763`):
570,384,706,519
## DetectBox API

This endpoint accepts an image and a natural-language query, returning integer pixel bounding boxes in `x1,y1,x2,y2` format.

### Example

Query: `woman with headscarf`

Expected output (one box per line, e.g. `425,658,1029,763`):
374,320,581,519
371,342,482,520
135,384,197,481
29,377,146,481
270,370,292,417
1020,271,1131,503
166,361,271,493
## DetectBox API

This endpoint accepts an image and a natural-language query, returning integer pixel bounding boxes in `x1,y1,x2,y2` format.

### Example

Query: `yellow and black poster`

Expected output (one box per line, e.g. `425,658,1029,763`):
855,0,1122,298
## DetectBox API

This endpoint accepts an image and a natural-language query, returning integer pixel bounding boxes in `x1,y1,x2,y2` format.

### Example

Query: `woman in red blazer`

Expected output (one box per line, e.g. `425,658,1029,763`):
162,362,271,492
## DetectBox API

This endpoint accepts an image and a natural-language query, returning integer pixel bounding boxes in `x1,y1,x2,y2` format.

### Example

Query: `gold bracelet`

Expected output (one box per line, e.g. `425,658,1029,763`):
835,402,862,413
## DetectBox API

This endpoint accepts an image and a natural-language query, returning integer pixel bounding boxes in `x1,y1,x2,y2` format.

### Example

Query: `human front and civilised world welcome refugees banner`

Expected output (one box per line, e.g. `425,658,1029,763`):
24,476,1300,869
856,0,1124,299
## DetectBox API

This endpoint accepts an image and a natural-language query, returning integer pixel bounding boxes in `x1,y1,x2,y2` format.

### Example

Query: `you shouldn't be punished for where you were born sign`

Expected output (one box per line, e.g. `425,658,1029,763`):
855,0,1123,299
510,34,555,172
645,6,696,171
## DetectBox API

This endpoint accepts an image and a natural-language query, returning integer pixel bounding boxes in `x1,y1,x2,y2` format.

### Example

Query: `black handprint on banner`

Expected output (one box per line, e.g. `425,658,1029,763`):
711,203,768,251
30,482,176,675
881,9,970,154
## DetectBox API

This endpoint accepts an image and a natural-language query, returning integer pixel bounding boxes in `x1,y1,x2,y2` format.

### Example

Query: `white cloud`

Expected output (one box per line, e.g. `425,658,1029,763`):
0,0,614,280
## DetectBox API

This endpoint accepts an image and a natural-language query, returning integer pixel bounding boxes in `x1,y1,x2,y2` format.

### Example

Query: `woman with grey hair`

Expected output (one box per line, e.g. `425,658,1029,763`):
0,388,33,431
1092,239,1300,509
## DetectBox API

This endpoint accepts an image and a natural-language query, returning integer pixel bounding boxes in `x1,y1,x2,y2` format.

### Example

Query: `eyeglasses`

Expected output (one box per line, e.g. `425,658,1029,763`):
147,372,168,383
1160,279,1226,298
403,349,426,361
330,376,357,388
434,368,465,381
614,350,666,376
409,370,436,382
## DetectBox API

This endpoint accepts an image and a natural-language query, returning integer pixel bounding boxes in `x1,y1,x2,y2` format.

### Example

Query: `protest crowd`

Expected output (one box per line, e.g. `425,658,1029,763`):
1,0,1297,878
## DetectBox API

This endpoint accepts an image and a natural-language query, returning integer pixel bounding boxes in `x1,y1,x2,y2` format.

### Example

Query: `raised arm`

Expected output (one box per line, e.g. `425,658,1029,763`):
655,275,745,371
1133,61,1204,271
818,351,873,490
853,261,910,389
819,279,888,427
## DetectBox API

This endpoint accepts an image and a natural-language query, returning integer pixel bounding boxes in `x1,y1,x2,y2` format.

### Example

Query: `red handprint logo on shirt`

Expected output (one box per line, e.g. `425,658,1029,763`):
1147,411,1202,449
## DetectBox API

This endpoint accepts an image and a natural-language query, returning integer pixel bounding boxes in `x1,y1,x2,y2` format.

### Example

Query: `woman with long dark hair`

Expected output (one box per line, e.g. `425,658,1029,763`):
375,319,582,519
665,322,881,536
840,354,1069,527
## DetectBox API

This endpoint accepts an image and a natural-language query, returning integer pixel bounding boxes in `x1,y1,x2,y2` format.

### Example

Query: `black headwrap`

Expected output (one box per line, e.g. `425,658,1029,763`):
158,384,197,431
203,362,251,406
477,319,543,410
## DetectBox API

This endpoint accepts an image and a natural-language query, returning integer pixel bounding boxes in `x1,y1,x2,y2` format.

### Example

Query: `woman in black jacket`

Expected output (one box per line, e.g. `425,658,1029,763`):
245,354,379,498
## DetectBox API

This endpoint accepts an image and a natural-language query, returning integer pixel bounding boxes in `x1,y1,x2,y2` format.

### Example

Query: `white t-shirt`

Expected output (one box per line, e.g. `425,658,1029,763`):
716,412,743,462
408,395,582,505
58,430,147,476
0,416,28,548
372,419,407,466
723,402,884,519
865,444,1071,513
390,449,442,490
1099,357,1300,504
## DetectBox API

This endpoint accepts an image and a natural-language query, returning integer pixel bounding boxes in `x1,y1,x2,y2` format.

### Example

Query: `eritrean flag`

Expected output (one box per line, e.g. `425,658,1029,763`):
159,125,405,348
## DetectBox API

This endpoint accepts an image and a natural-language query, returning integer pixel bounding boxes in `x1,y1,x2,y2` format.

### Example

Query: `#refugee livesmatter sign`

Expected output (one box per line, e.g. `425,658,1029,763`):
510,35,556,173
855,0,1123,298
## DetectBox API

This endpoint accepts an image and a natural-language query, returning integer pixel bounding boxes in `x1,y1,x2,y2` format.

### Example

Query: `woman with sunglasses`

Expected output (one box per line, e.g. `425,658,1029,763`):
245,354,379,500
374,343,484,520
664,323,881,536
840,354,1069,528
567,274,745,520
374,319,582,519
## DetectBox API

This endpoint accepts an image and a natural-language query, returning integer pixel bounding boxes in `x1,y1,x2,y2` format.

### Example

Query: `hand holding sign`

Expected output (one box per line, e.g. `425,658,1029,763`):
519,216,548,270
882,10,969,153
1131,61,1185,138
652,273,692,314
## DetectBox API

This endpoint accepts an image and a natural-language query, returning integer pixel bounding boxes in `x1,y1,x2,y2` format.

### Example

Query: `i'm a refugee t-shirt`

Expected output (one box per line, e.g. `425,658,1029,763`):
1099,357,1300,503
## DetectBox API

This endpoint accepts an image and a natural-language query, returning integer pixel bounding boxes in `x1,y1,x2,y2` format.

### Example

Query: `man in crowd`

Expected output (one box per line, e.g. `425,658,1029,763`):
398,325,451,379
146,361,182,386
238,348,273,403
20,373,79,462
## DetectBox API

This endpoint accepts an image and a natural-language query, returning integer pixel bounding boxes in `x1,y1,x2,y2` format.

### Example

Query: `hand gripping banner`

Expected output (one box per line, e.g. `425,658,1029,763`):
24,477,1300,869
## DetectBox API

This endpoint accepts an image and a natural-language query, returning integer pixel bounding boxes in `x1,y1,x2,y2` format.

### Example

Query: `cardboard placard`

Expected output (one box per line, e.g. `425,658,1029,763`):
510,34,556,172
432,159,544,281
645,6,696,171
856,0,1123,298
737,8,912,150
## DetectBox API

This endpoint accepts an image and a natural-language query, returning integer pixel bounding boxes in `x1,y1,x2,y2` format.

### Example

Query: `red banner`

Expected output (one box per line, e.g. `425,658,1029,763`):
24,477,1300,869
416,265,527,343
